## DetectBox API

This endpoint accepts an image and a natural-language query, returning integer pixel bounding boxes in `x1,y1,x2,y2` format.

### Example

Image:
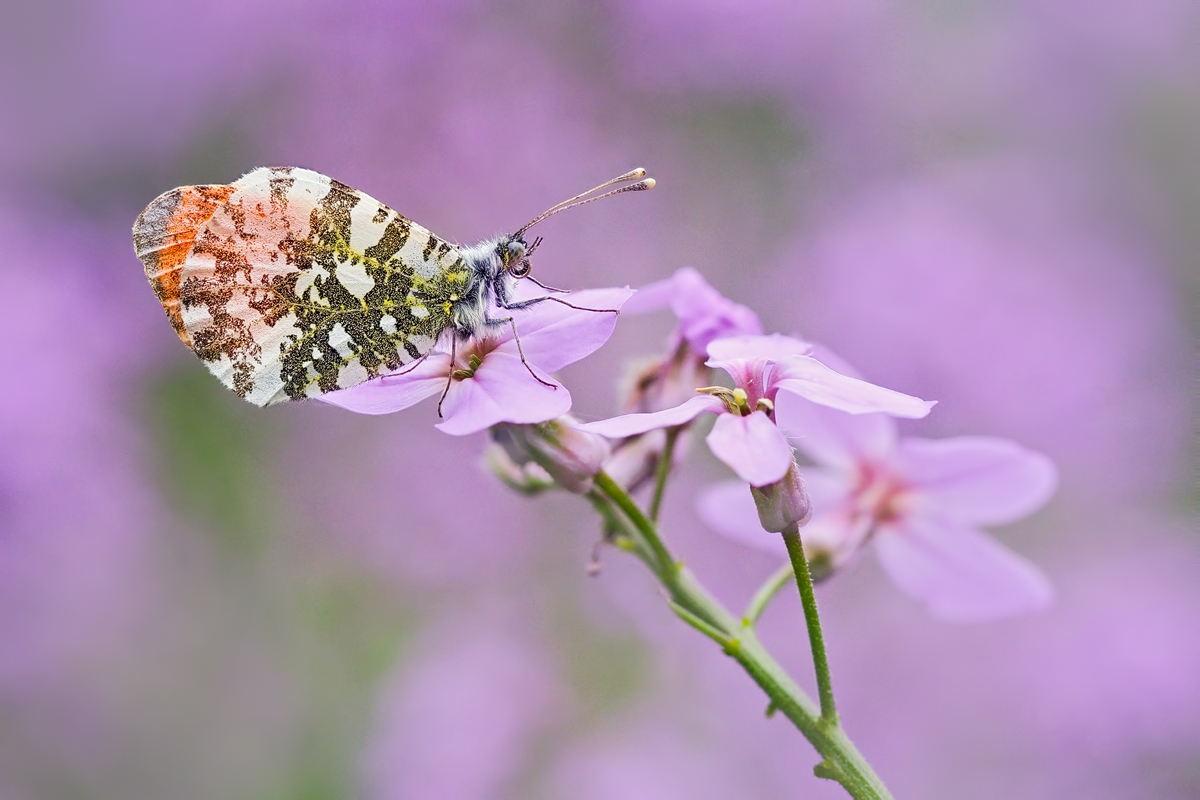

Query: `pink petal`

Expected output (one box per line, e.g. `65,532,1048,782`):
499,287,634,373
798,509,875,565
804,344,864,378
708,357,769,398
696,481,787,556
896,436,1058,526
873,515,1054,622
705,411,793,486
697,482,871,568
574,394,725,437
436,352,571,436
706,333,812,364
795,467,852,514
670,270,762,350
773,355,935,418
620,273,679,313
624,268,762,350
319,353,452,415
774,390,898,471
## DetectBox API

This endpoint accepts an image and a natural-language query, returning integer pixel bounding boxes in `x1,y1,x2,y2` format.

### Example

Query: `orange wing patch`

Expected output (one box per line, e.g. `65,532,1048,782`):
133,184,236,344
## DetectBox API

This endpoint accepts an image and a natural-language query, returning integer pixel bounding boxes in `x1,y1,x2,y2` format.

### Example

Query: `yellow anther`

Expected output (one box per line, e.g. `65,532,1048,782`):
697,386,742,415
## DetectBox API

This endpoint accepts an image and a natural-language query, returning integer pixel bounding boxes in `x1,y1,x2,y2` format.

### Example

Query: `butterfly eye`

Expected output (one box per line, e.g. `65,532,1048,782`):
510,259,531,278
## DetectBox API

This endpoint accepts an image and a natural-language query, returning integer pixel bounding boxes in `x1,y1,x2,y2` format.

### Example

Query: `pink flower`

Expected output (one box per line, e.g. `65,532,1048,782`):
321,286,633,436
604,268,763,491
699,390,1058,622
623,266,762,353
577,333,934,487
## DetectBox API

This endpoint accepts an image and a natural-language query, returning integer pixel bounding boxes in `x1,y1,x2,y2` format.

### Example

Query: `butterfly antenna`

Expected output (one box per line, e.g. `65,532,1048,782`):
514,168,655,238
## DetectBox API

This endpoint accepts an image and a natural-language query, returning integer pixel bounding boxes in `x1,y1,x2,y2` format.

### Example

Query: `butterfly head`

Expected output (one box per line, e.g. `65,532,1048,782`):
498,234,542,279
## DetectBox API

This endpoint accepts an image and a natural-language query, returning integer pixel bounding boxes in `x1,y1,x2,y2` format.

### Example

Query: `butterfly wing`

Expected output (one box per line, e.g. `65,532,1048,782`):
135,167,467,405
133,184,237,345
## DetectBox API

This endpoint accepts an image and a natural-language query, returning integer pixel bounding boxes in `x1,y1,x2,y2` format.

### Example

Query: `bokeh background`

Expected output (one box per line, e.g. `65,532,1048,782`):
2,1,1197,798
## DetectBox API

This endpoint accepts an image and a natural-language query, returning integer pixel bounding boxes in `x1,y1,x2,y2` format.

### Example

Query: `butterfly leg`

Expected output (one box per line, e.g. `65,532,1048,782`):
523,275,571,294
537,295,621,314
436,335,458,417
380,350,433,381
499,294,621,315
482,313,557,389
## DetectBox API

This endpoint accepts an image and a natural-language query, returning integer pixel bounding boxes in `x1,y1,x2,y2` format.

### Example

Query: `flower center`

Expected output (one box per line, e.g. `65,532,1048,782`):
697,386,774,417
451,352,483,380
851,461,910,524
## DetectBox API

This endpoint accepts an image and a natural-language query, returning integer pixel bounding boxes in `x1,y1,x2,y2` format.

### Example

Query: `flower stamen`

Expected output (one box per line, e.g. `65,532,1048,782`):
697,386,742,414
451,352,483,380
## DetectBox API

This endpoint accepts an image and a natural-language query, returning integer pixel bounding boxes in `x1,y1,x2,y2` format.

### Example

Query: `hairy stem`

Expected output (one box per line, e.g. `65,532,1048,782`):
782,524,838,723
592,472,894,800
744,560,795,626
593,471,676,580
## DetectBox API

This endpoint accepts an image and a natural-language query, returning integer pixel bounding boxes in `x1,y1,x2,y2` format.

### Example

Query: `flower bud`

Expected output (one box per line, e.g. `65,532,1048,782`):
484,442,556,496
491,417,611,494
749,460,812,533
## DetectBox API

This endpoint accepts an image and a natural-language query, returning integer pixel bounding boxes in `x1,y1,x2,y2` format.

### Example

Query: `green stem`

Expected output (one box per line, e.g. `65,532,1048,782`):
744,560,795,626
592,474,893,800
585,490,654,565
648,426,682,523
666,598,732,646
782,524,838,723
593,471,676,578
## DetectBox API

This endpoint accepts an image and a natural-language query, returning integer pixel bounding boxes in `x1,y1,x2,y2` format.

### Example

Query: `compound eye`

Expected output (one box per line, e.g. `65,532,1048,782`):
510,259,531,278
506,240,525,261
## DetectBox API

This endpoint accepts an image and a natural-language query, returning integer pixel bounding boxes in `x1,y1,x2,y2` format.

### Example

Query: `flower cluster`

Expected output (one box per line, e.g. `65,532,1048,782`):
699,353,1057,621
324,265,1056,622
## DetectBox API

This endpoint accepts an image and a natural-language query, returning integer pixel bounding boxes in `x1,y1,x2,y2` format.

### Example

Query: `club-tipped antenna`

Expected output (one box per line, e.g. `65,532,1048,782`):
514,168,655,238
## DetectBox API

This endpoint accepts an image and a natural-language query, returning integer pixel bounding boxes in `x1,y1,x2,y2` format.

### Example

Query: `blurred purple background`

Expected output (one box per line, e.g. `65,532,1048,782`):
1,1,1196,798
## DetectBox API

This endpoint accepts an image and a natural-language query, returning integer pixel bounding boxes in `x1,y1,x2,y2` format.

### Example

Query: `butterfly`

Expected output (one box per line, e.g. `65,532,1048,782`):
133,166,654,406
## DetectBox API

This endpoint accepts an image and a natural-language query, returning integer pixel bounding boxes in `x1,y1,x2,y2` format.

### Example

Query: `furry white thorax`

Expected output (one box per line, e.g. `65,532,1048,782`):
451,234,528,339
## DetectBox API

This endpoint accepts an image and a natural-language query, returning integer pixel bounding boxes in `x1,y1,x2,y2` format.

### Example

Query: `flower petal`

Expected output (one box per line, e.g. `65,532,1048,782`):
774,390,898,471
773,355,935,418
799,509,875,568
873,515,1054,622
696,481,787,556
706,333,812,364
574,394,725,437
319,353,452,415
804,344,864,379
896,436,1058,526
705,411,793,486
670,270,762,350
624,268,762,350
620,272,679,313
497,286,634,373
696,482,868,569
436,352,571,436
795,467,852,514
